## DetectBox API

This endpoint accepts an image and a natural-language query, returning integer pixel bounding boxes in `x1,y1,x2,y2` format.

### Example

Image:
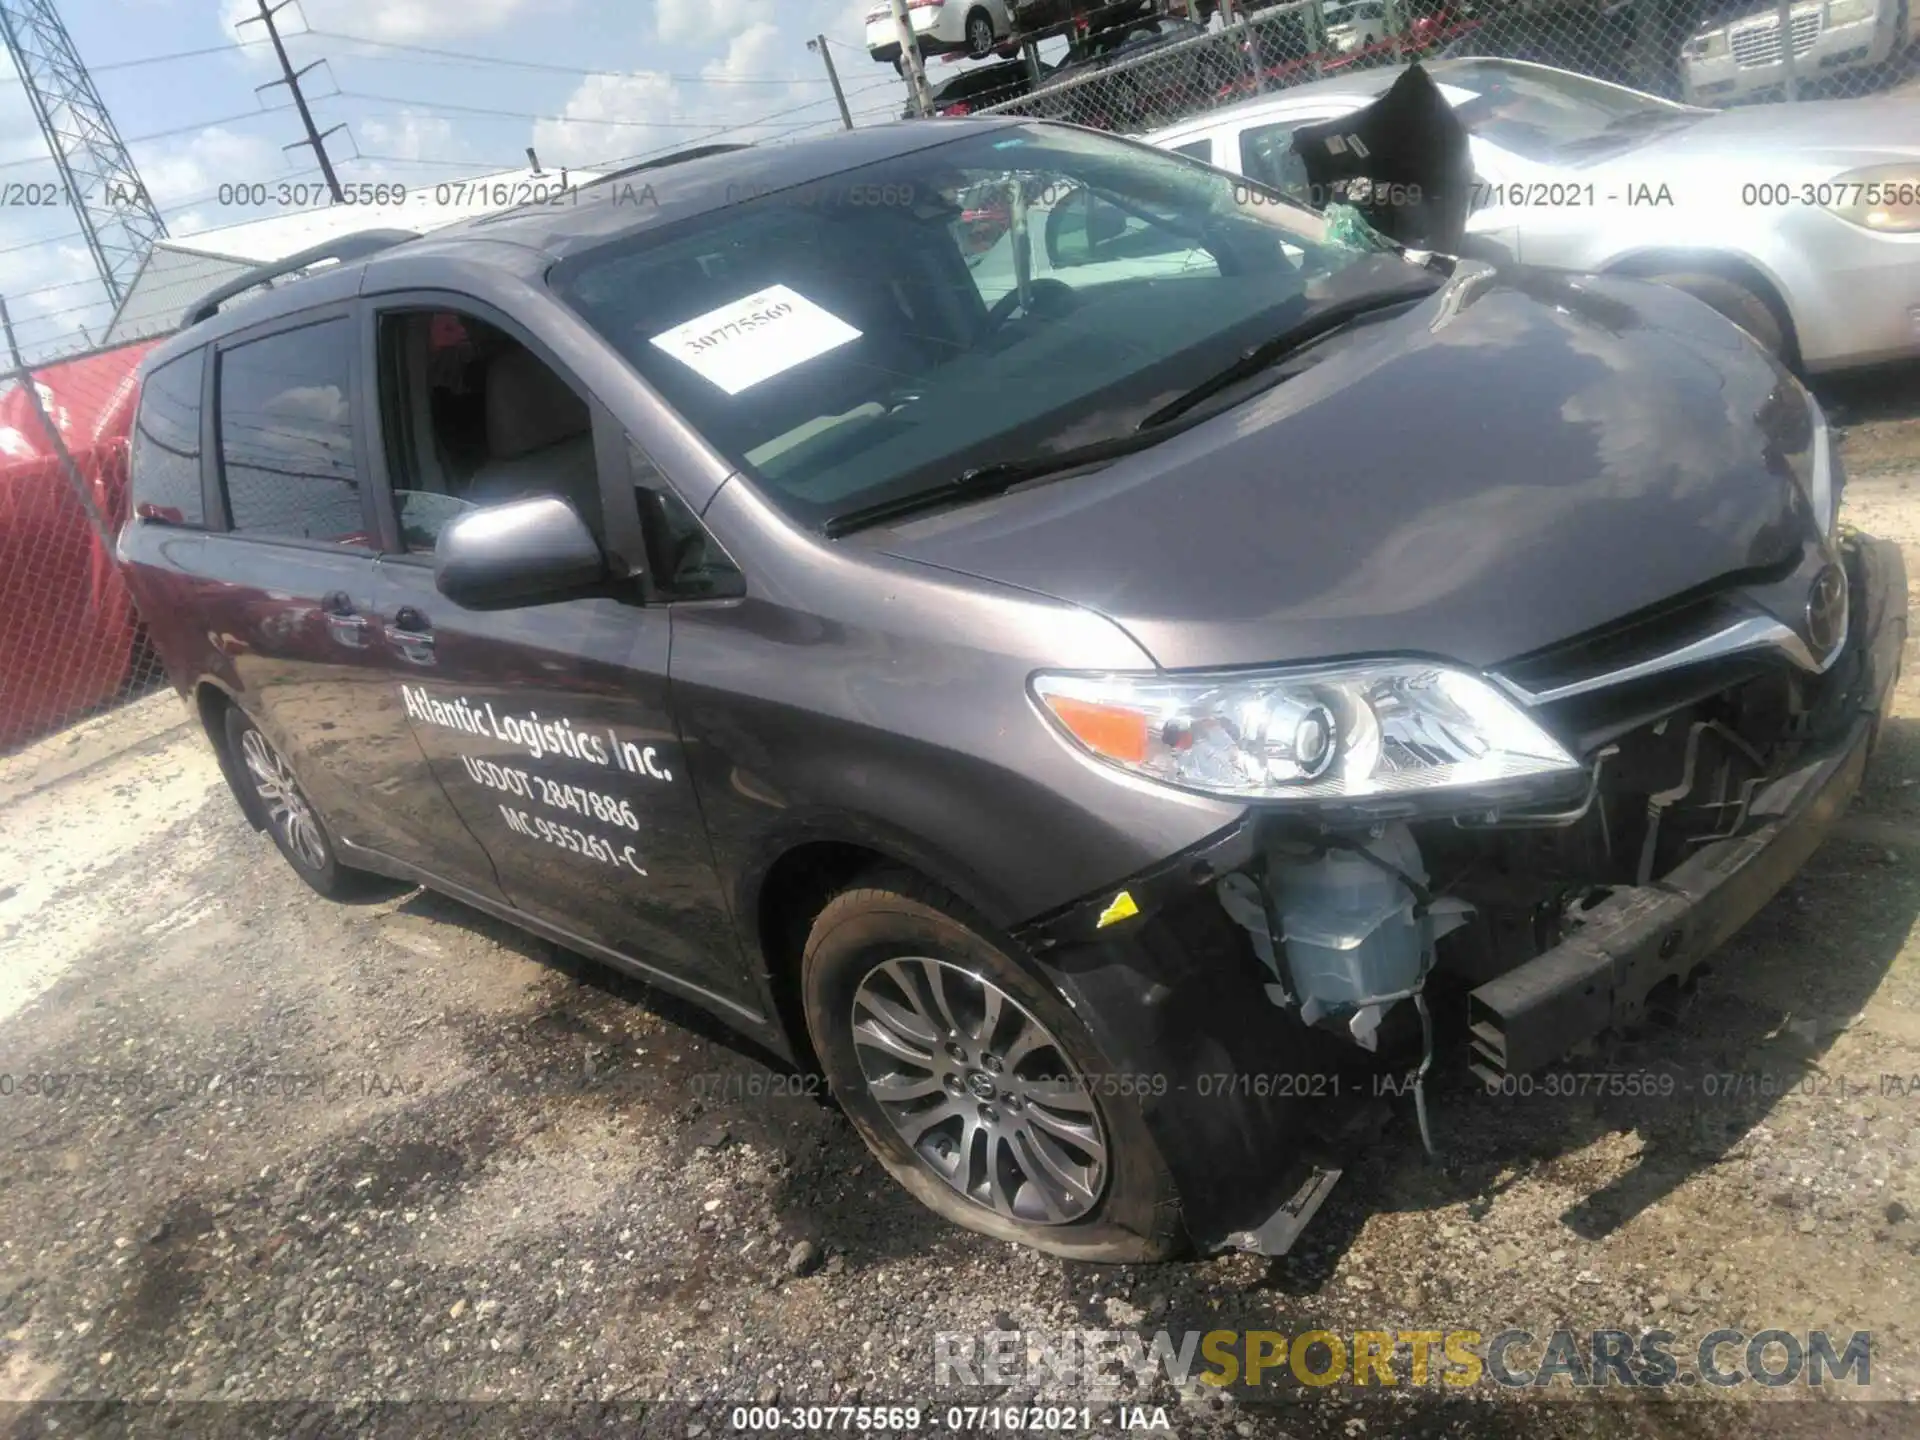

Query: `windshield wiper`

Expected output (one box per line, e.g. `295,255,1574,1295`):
1135,281,1440,431
1555,111,1702,155
822,427,1172,538
1600,107,1703,132
823,282,1443,538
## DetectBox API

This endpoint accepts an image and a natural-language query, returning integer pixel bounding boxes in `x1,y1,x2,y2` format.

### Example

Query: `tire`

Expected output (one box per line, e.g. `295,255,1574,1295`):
222,706,398,902
965,7,998,57
801,869,1184,1261
1644,269,1788,359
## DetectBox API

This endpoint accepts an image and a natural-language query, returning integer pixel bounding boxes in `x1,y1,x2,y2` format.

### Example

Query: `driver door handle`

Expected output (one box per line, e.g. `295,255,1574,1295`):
320,589,370,647
386,605,436,662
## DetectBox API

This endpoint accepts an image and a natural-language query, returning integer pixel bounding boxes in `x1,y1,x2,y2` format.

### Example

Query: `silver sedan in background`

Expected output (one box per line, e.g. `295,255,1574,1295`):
1147,58,1920,372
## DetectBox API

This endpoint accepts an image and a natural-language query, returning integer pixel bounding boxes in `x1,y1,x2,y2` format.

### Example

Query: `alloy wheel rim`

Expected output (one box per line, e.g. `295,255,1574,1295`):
969,15,994,51
851,957,1108,1225
240,728,328,872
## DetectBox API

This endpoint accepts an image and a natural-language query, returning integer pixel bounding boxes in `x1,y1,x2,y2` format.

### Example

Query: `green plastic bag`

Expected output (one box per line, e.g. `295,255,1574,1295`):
1322,202,1397,253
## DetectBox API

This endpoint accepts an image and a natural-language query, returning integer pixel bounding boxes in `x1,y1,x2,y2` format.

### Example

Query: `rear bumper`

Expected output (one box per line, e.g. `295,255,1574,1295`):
1468,532,1908,1080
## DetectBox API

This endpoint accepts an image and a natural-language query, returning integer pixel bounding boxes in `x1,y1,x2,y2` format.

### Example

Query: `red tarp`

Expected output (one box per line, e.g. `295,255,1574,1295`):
0,339,160,749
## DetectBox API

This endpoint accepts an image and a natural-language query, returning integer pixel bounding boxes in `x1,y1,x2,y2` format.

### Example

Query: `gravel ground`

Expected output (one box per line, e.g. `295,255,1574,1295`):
2,370,1918,1440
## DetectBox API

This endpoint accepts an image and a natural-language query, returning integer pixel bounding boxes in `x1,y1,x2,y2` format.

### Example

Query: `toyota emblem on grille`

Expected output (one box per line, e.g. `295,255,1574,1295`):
1805,564,1847,656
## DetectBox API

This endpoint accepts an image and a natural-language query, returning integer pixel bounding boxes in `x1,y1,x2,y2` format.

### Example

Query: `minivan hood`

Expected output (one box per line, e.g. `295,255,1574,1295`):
873,265,1815,672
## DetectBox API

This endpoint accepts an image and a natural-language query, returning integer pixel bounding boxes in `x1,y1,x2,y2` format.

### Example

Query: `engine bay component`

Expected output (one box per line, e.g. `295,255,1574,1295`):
1216,824,1471,1048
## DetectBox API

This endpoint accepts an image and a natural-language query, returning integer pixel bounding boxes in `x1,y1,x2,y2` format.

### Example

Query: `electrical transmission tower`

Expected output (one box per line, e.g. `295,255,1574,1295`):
0,0,167,308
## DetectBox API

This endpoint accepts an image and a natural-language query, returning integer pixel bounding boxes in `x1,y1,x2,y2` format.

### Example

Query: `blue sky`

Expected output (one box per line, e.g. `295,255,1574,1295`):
1,0,925,355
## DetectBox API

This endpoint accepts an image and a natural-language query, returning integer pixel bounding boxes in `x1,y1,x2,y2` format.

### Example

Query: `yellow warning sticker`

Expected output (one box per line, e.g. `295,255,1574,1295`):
1096,890,1140,928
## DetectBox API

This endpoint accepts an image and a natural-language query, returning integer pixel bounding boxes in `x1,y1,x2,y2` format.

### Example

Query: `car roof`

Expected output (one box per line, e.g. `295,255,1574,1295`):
142,118,1021,371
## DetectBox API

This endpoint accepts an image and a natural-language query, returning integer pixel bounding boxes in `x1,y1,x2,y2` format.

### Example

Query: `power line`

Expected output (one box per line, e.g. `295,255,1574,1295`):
349,152,525,171
0,0,169,305
0,35,272,82
0,165,323,258
0,100,301,171
331,90,855,129
302,29,827,84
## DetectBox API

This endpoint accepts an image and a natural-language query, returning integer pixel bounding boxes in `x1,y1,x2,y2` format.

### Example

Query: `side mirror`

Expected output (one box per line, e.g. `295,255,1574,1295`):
1043,188,1128,269
1087,196,1128,246
434,495,608,609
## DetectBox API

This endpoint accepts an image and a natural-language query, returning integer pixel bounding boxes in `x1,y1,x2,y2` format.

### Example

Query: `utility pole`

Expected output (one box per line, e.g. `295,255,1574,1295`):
889,0,934,117
238,0,345,202
809,35,854,129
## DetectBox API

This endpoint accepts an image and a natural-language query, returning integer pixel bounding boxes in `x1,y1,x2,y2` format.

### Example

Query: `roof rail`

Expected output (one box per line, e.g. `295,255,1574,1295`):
180,228,422,328
586,143,754,189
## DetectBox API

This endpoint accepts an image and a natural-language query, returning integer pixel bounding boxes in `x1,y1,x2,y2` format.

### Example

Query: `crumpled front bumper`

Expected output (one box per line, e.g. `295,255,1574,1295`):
1010,533,1906,1257
1467,532,1907,1081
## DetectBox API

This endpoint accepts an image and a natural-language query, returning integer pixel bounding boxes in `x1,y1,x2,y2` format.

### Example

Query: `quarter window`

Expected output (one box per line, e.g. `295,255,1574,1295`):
632,441,743,601
130,349,206,526
217,318,366,544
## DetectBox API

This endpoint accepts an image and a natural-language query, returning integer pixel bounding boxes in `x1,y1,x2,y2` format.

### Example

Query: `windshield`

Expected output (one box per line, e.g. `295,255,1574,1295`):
1438,61,1702,163
555,124,1429,529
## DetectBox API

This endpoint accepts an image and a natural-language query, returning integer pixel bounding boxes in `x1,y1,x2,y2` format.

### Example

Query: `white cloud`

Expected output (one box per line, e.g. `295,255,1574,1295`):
531,72,687,169
536,6,878,169
221,0,546,46
135,126,286,210
353,112,462,165
655,0,757,45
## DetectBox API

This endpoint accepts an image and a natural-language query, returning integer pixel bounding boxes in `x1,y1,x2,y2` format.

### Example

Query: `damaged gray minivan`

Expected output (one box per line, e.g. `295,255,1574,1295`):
123,103,1908,1262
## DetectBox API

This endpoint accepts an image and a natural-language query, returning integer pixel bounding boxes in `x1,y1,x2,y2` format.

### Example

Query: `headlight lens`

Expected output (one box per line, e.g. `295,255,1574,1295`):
1824,165,1920,233
1805,396,1840,536
1032,662,1579,803
1683,28,1729,58
1826,0,1873,23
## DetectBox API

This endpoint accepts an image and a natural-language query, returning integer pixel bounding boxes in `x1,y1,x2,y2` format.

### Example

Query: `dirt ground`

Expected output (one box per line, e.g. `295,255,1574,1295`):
2,367,1919,1440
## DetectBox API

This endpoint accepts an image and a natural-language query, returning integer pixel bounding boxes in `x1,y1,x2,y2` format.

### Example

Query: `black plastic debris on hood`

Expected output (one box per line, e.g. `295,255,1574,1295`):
1289,63,1473,254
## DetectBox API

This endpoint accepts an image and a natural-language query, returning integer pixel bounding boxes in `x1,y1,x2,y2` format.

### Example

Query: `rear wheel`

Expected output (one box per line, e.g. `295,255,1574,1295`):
222,707,399,902
1645,269,1788,359
801,870,1184,1260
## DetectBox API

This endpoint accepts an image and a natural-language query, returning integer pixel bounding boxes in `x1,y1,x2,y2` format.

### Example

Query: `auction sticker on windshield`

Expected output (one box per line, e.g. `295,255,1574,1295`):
651,284,862,395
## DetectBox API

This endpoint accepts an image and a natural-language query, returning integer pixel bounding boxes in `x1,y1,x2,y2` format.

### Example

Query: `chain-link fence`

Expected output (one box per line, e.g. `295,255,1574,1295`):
0,320,169,754
966,0,1918,132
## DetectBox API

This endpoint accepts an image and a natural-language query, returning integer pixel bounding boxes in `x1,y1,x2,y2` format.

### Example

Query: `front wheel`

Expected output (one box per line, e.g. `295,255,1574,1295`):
222,707,399,902
802,871,1183,1260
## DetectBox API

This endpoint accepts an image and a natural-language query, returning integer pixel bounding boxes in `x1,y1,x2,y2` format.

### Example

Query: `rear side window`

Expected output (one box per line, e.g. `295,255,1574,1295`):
217,318,366,545
130,350,205,526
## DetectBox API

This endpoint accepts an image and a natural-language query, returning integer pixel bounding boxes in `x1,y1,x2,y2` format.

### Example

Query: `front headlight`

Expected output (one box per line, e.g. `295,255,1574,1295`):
1826,0,1873,23
1032,661,1580,805
1683,28,1729,59
1824,164,1920,233
1805,396,1840,536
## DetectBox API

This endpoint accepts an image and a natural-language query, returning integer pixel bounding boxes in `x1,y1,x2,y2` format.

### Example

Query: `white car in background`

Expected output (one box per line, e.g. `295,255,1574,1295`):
1323,0,1390,53
1680,0,1918,106
1147,56,1920,373
867,0,1016,66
